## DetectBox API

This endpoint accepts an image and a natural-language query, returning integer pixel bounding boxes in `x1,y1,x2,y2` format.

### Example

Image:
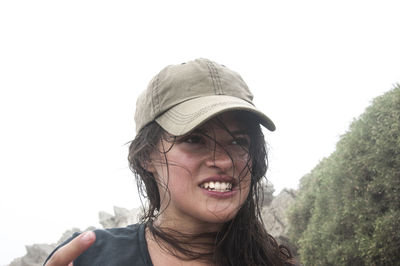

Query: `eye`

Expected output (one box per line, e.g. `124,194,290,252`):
182,134,204,144
231,137,250,147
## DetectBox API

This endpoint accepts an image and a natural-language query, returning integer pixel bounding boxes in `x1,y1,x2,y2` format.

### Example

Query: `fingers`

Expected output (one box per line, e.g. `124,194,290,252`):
45,231,96,266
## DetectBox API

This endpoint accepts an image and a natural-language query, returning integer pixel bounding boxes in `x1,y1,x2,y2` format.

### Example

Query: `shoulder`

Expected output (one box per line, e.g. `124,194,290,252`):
45,223,152,266
76,223,152,266
93,223,142,241
86,223,142,249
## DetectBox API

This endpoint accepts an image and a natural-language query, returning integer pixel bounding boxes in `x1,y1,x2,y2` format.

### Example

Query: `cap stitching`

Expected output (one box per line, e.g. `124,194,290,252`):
205,60,218,94
208,61,223,95
215,65,223,94
163,101,250,125
152,74,160,113
149,76,156,114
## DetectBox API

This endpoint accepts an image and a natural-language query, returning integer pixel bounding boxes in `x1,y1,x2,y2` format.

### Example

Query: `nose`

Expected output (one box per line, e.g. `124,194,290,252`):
205,144,233,171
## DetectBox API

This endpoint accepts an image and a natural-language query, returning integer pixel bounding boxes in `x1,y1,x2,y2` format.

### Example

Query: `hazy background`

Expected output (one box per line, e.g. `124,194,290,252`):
1,0,399,264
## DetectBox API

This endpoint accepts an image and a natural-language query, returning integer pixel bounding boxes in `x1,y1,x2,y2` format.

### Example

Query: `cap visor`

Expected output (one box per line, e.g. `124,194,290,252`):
155,95,275,136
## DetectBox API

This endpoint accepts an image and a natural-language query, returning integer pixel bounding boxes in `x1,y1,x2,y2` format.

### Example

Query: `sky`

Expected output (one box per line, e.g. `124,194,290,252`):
1,0,400,264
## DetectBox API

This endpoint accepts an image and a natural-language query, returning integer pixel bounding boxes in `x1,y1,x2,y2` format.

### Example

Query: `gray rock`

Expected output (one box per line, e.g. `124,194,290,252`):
261,180,275,207
7,207,139,266
9,244,55,266
99,206,140,228
8,190,297,266
262,188,296,238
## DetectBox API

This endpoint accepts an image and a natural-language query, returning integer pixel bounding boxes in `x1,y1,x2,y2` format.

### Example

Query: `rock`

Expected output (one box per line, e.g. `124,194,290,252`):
262,189,296,238
9,244,55,266
261,180,275,207
8,191,297,266
7,207,139,266
99,206,140,228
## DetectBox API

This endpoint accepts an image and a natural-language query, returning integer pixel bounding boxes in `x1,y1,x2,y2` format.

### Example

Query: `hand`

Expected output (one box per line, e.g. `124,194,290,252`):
45,231,96,266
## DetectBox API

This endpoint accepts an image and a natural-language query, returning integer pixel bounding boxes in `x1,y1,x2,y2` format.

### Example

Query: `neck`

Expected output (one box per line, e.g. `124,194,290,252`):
153,213,223,235
146,222,217,265
147,215,224,258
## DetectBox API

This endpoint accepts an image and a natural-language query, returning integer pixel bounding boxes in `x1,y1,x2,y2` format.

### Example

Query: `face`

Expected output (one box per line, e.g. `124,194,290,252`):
148,112,252,231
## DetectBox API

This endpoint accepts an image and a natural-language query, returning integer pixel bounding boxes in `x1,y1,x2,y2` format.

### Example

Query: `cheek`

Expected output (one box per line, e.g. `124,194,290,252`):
235,158,252,199
167,151,202,176
166,165,194,189
234,156,252,178
153,152,200,196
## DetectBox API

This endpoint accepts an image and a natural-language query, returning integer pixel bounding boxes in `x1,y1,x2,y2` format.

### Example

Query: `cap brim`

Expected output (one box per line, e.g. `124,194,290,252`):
155,95,275,136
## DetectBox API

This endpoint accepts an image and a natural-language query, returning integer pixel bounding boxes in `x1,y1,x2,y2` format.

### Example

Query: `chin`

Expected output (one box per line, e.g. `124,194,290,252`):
200,205,241,224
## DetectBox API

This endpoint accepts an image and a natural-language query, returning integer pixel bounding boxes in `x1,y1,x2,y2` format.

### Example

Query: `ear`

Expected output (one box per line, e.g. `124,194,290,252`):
141,160,157,174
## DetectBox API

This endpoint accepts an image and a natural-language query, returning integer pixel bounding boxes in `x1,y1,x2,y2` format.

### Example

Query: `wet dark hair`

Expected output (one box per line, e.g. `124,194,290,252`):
128,111,295,266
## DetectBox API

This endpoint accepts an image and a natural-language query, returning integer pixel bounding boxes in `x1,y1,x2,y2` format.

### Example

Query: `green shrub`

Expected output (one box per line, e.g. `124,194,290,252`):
288,85,400,265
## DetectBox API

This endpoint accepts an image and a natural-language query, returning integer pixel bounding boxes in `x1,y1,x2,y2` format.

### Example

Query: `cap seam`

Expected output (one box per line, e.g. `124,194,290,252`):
152,74,161,114
205,60,219,95
209,60,223,95
162,101,252,125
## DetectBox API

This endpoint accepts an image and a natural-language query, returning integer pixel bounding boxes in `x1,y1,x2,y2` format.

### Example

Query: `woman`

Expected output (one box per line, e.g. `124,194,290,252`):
44,58,295,265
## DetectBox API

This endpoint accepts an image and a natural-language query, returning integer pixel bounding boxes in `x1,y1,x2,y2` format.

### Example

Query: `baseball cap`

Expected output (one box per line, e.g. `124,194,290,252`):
135,58,275,136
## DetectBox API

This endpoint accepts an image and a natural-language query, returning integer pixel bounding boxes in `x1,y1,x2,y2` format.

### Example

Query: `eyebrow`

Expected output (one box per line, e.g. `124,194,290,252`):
229,130,249,136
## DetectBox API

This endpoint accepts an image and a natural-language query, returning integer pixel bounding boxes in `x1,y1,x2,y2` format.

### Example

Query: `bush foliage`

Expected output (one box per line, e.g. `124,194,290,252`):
288,85,400,265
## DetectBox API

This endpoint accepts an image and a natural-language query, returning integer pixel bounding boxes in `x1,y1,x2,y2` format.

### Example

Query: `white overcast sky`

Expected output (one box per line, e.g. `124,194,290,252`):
1,0,400,264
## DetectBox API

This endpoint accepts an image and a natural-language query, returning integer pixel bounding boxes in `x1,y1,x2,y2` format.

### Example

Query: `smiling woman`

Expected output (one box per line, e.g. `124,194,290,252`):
143,112,253,227
44,59,295,266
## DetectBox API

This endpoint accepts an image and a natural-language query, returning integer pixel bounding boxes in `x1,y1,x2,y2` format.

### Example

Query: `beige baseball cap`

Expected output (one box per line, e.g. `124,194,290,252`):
135,58,275,136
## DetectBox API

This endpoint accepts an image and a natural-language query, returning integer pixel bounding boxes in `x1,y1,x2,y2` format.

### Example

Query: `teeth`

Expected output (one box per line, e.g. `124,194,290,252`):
200,181,232,192
209,182,215,189
220,182,228,191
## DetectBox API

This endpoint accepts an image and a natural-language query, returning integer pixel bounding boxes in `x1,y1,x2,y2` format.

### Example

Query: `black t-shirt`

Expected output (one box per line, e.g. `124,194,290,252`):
44,223,153,266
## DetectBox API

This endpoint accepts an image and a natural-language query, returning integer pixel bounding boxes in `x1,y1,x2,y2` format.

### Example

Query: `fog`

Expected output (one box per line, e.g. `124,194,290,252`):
1,0,399,264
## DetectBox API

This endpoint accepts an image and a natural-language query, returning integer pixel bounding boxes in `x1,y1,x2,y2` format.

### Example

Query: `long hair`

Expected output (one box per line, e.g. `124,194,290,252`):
128,111,295,266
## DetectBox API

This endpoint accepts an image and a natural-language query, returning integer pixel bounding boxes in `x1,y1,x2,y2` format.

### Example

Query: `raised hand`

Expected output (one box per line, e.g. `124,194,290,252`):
44,231,96,266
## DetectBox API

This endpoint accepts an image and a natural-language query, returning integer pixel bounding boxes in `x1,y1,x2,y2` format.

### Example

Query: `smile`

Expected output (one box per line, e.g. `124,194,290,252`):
200,181,233,192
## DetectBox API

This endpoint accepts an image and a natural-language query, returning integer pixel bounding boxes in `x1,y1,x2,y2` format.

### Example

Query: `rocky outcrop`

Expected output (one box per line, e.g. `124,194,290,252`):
7,208,136,266
9,244,56,266
262,188,298,257
262,189,297,238
8,190,296,265
99,206,141,228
